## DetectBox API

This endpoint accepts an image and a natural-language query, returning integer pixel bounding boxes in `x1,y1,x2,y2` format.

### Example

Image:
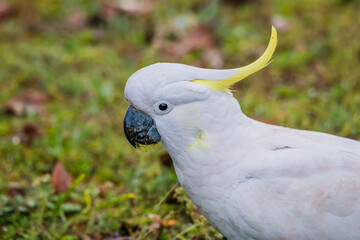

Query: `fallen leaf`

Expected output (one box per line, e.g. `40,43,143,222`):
18,123,41,144
51,161,72,193
3,90,50,116
0,2,13,21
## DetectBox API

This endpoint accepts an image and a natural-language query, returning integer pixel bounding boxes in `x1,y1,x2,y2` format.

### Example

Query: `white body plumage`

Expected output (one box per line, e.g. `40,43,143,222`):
124,28,360,239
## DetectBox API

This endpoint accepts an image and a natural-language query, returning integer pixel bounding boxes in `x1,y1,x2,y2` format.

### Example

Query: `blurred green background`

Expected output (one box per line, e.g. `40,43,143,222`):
0,0,359,239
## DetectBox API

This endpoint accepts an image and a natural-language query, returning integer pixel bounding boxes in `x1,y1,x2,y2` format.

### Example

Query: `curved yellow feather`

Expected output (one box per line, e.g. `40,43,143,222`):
193,26,277,91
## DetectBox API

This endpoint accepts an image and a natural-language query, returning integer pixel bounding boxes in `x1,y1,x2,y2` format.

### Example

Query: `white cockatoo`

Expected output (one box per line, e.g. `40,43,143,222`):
123,27,360,239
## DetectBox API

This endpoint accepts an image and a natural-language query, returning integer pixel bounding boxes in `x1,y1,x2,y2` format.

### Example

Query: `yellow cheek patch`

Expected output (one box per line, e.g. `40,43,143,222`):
187,130,207,151
192,26,277,92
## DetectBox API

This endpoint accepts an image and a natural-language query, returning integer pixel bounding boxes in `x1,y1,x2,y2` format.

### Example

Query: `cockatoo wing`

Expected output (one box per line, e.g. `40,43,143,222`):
225,147,360,240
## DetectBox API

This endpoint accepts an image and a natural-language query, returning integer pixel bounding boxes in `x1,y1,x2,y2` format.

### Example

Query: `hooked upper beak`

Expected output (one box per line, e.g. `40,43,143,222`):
123,105,161,148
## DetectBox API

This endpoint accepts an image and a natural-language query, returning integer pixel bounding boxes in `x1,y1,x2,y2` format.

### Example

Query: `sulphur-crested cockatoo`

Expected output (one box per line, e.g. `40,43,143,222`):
123,27,360,239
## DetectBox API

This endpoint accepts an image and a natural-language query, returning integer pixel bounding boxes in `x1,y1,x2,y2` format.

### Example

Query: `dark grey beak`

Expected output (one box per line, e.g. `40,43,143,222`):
123,105,161,148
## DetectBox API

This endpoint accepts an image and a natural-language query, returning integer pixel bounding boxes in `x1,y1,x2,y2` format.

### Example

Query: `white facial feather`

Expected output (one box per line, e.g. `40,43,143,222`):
124,62,241,149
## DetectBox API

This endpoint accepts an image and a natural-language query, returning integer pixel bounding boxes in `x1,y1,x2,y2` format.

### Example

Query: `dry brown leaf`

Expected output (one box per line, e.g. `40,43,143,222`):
3,90,50,116
12,123,42,145
0,2,13,21
51,161,72,193
19,123,41,144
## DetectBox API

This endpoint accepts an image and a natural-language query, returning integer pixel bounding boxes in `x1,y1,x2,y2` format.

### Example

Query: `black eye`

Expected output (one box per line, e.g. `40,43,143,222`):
159,103,168,111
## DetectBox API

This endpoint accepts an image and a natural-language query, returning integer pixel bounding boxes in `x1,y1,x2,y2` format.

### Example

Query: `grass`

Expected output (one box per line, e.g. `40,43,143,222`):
0,0,359,239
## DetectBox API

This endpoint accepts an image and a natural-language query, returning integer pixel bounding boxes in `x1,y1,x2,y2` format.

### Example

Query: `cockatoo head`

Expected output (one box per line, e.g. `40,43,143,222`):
124,27,277,152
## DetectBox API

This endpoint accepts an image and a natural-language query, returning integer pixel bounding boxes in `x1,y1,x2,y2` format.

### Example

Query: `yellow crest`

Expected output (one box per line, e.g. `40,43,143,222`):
192,27,277,91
